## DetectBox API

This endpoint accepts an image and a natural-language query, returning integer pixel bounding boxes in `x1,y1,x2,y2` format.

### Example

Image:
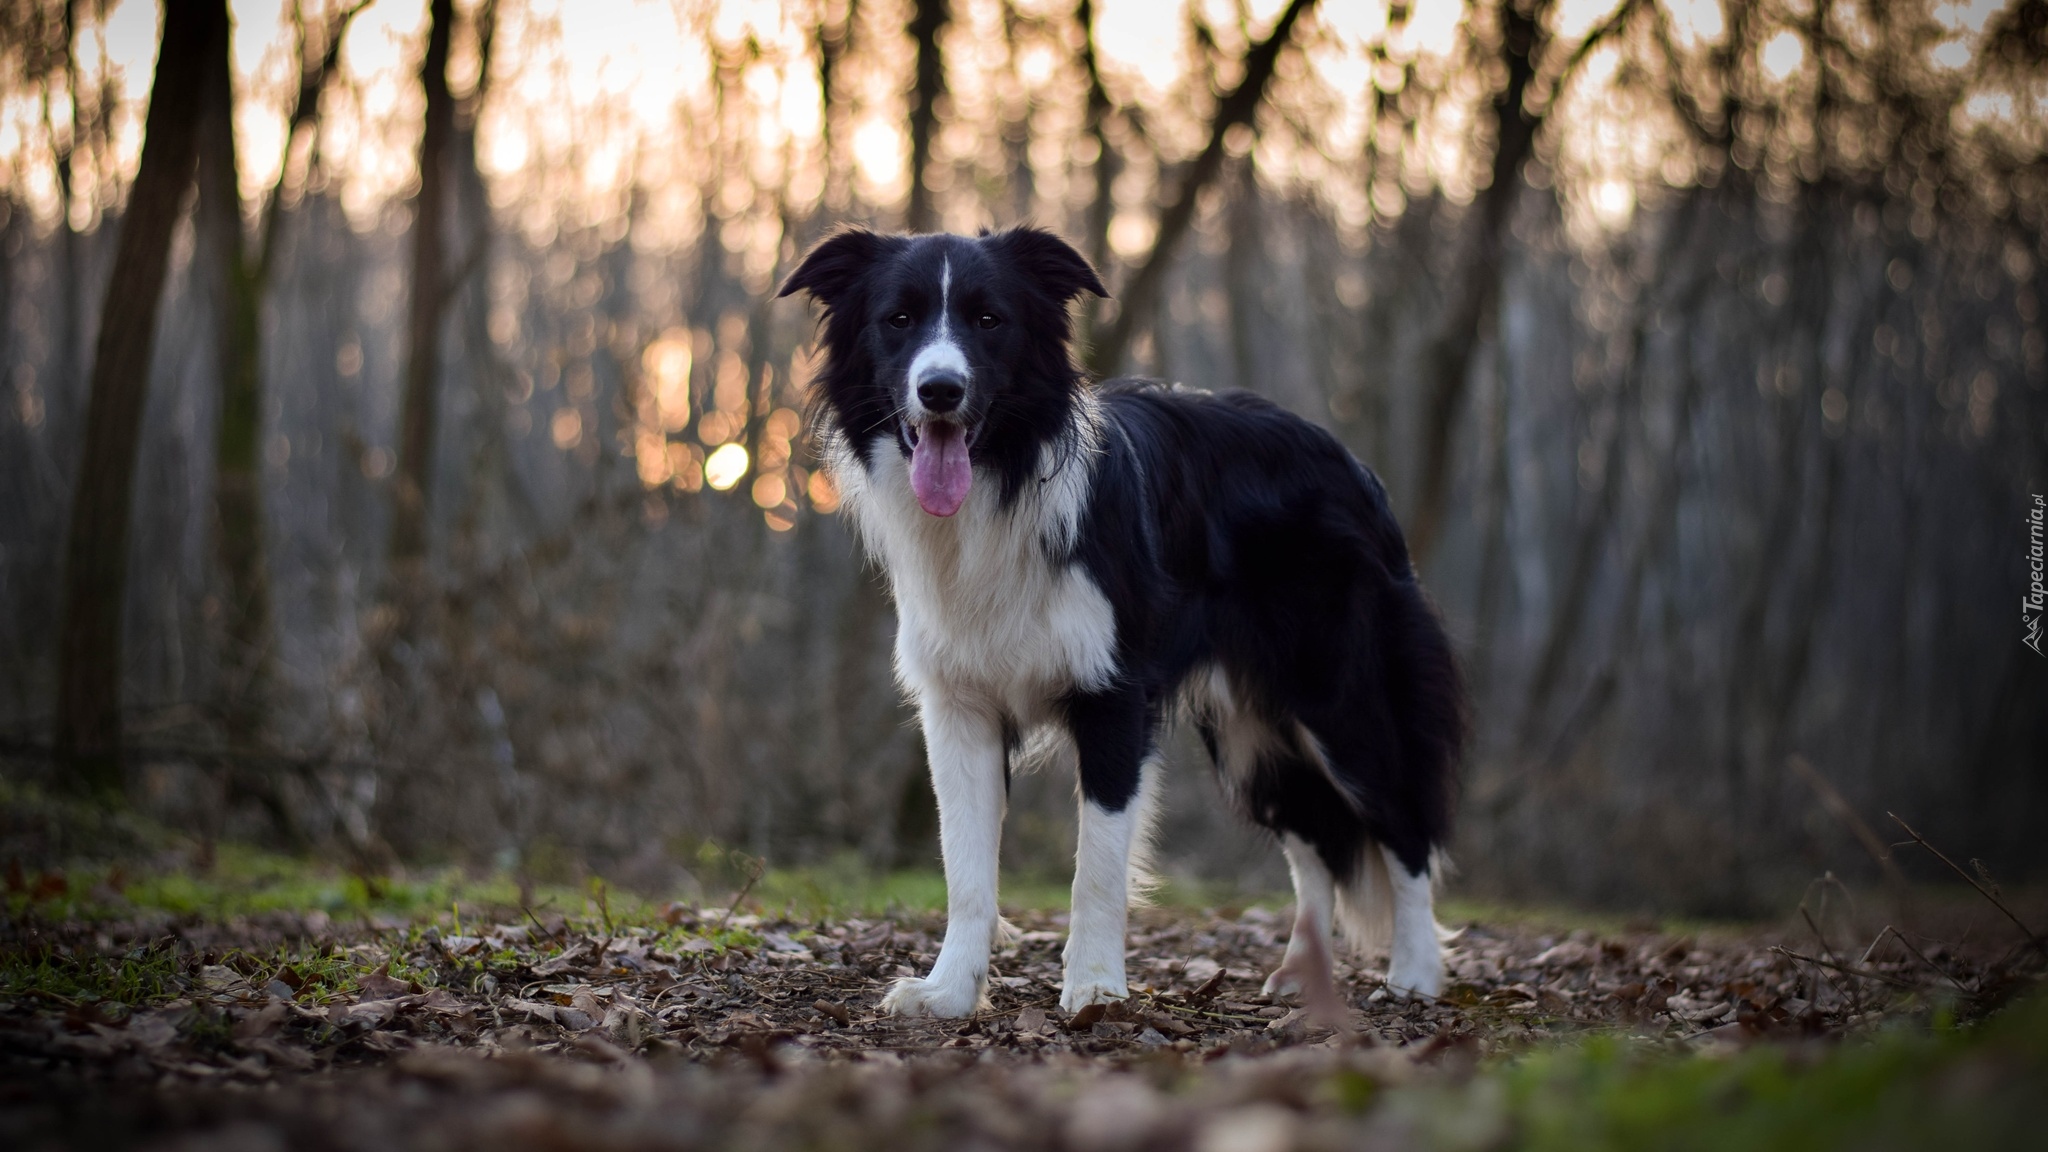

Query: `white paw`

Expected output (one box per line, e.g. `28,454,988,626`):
881,974,986,1018
1059,977,1128,1013
1260,969,1301,997
1383,956,1444,1001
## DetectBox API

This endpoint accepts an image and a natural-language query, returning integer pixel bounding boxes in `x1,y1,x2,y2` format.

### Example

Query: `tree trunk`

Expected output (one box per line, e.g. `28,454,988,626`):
196,1,273,745
1086,0,1315,378
815,1,854,206
1074,0,1118,352
1224,161,1262,392
905,0,948,233
386,0,457,635
54,0,222,792
998,2,1035,226
1403,0,1544,564
42,1,84,475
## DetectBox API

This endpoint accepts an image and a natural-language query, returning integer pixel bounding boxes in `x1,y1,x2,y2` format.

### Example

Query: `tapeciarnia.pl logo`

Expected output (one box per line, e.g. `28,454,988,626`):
2028,493,2045,656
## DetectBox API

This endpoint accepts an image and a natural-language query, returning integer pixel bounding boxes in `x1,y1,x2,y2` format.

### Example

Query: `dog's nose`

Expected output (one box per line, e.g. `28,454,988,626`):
917,374,965,414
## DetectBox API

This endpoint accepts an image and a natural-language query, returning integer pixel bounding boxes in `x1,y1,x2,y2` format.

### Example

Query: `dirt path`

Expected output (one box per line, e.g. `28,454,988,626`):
4,899,2038,1149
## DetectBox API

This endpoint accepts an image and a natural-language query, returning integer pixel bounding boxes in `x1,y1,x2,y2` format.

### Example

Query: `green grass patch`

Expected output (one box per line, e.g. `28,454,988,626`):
0,938,186,1007
1485,998,2048,1151
749,858,1075,920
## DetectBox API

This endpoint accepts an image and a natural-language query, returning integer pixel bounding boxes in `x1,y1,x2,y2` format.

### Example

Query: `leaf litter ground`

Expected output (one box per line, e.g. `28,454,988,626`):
3,881,2043,1151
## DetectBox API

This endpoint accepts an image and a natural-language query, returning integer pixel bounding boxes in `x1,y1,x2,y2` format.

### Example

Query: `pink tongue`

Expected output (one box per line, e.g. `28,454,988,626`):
909,422,972,517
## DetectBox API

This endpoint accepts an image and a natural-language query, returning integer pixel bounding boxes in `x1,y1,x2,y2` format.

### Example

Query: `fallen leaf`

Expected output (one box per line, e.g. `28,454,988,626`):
199,966,247,993
234,1001,286,1040
532,945,590,976
505,998,558,1025
241,1036,315,1070
357,972,412,1000
126,1011,182,1050
1065,1003,1107,1032
574,1033,630,1062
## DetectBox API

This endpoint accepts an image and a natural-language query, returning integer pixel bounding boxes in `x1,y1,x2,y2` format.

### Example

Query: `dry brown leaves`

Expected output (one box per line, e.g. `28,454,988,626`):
0,903,2032,1150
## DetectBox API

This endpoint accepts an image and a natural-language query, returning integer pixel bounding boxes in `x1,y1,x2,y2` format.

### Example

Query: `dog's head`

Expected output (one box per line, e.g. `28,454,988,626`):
778,227,1106,517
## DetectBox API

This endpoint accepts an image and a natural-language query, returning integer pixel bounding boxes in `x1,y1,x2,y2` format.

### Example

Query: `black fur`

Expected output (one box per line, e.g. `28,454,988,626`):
781,227,1464,884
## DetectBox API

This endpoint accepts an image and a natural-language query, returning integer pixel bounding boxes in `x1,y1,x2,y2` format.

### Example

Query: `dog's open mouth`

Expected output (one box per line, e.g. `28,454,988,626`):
904,418,976,518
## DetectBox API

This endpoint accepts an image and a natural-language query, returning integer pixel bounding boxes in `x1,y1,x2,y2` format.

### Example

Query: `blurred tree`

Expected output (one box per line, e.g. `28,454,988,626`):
196,0,371,752
1087,0,1315,377
384,0,457,651
54,0,224,793
1404,0,1551,563
1073,0,1118,352
0,2,87,468
450,0,507,552
906,0,948,233
814,0,855,208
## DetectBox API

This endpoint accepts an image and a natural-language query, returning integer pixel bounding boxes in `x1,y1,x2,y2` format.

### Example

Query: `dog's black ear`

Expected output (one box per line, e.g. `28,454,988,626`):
777,229,896,303
987,227,1109,302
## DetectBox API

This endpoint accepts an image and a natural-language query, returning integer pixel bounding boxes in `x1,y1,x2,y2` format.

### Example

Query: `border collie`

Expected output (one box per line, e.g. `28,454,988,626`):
778,226,1464,1022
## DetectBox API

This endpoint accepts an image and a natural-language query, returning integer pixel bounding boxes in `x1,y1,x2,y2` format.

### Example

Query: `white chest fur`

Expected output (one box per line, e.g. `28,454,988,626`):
831,405,1115,723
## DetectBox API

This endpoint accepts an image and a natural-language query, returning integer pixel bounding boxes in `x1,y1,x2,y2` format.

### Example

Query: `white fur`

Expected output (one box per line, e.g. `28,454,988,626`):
1185,664,1277,788
1263,834,1335,997
1062,762,1160,1010
832,396,1111,727
1381,843,1445,998
832,399,1126,1017
907,258,969,404
880,693,1005,1017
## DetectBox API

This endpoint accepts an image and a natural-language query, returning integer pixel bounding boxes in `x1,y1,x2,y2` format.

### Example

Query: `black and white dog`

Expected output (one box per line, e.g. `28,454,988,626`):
778,227,1463,1020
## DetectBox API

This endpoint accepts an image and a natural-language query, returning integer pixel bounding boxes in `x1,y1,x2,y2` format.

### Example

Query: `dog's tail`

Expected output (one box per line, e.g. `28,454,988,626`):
1333,572,1466,954
1332,844,1459,955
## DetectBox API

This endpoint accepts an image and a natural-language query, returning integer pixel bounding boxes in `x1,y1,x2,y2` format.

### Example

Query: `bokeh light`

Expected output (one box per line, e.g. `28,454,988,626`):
703,442,749,492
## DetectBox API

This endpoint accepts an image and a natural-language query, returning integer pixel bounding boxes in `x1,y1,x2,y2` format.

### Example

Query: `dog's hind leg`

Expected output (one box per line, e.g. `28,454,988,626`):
1379,844,1444,1000
883,694,1005,1018
1263,835,1350,1029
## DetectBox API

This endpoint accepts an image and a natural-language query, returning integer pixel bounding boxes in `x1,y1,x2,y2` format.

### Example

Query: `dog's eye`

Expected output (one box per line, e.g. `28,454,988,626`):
977,313,1001,329
887,312,911,329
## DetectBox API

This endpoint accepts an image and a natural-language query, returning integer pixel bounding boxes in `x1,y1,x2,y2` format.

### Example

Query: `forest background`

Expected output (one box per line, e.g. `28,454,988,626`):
1,0,2044,917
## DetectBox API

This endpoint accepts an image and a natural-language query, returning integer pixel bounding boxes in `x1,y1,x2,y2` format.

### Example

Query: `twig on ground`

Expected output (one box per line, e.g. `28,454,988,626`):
1789,757,1909,892
717,853,766,932
1770,946,1920,990
519,902,558,942
1887,813,2048,963
1801,907,1861,1013
1867,926,1971,994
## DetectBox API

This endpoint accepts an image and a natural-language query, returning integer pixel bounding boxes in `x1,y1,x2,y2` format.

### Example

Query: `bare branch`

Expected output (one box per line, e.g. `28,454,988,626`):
1868,926,1973,994
1087,0,1317,377
256,0,375,282
1888,812,2048,963
1788,755,1910,891
1768,946,1920,991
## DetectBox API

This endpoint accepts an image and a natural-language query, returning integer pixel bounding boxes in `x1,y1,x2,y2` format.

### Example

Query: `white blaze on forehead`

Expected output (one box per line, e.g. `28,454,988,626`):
908,256,969,400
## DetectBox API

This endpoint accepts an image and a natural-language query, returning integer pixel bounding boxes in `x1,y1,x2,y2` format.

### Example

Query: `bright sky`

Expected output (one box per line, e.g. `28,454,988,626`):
5,0,1485,228
0,0,2030,244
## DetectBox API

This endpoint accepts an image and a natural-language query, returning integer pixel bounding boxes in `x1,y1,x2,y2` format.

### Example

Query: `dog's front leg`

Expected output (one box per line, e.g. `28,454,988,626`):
1061,688,1153,1012
881,694,1004,1018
